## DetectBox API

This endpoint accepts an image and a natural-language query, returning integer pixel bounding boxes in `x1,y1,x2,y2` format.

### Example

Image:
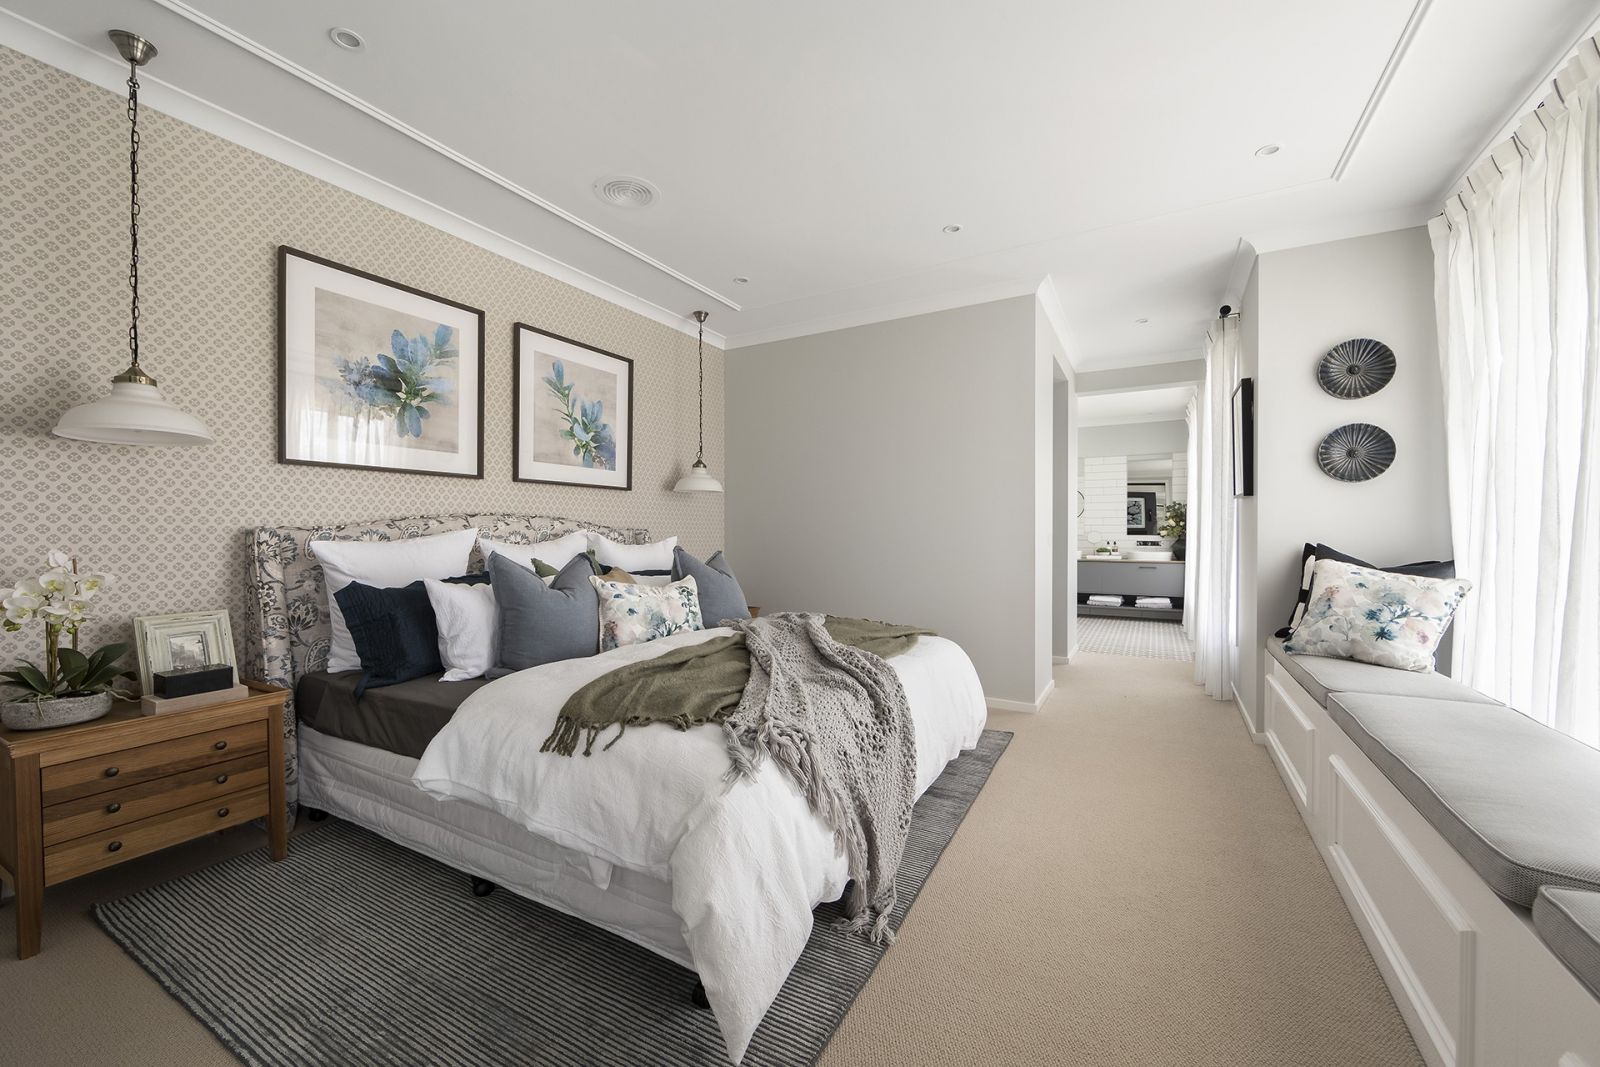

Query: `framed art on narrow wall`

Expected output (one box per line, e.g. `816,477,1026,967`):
278,246,485,478
513,323,633,490
1232,377,1255,497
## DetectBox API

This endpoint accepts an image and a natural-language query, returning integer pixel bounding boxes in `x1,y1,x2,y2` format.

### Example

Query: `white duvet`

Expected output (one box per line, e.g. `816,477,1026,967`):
412,626,986,1063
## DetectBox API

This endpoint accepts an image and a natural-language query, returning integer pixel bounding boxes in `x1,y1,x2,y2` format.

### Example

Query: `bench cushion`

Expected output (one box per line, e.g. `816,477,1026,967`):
1267,640,1499,709
1328,693,1600,907
1535,887,1600,1001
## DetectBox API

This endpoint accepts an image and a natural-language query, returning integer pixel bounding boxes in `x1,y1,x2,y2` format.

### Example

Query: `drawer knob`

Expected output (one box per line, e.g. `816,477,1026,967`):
213,740,228,751
217,806,230,818
107,841,122,853
215,773,229,785
104,766,120,778
106,802,121,814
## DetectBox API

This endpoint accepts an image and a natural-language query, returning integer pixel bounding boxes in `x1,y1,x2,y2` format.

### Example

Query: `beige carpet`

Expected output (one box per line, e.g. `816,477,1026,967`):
0,652,1420,1066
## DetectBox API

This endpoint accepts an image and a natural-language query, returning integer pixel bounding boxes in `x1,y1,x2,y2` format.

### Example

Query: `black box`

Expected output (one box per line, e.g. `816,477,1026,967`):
153,664,235,698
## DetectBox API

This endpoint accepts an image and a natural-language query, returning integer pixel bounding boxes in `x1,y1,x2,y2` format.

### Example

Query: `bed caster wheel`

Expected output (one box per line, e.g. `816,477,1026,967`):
305,808,329,822
690,981,710,1010
471,877,496,898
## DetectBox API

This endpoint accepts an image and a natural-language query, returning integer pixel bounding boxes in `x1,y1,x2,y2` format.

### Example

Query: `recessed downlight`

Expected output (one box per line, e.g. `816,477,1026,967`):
941,224,963,234
732,276,749,285
1135,317,1150,325
1254,143,1281,157
592,175,659,209
329,27,365,51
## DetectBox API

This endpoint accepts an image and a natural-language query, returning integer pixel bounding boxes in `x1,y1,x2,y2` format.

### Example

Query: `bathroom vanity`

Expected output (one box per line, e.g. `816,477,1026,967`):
1078,557,1185,614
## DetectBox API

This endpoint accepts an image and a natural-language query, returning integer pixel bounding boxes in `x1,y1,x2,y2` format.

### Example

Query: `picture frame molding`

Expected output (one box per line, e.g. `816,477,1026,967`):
132,610,237,697
512,321,635,491
277,245,487,480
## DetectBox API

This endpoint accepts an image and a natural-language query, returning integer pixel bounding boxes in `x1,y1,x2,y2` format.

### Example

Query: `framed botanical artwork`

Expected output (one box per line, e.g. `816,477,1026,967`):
133,610,236,697
1126,491,1158,534
513,323,633,490
279,246,485,478
1232,377,1255,497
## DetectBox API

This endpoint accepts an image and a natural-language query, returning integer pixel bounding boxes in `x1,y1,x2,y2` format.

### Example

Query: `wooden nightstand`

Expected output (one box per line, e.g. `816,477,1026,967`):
0,681,287,959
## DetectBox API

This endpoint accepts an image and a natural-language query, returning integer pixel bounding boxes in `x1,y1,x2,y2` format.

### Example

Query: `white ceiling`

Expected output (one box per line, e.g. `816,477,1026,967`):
3,0,1596,361
1078,385,1196,427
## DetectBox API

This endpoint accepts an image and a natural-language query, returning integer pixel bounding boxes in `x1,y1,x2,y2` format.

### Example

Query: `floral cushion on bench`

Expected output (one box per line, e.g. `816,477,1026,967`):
1284,558,1472,673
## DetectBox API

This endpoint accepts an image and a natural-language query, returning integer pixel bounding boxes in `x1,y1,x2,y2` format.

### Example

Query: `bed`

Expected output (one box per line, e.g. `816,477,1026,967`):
246,513,988,1063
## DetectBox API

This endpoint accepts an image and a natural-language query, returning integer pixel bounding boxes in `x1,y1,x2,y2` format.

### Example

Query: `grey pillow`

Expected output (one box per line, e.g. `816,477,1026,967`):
672,547,751,627
487,552,600,677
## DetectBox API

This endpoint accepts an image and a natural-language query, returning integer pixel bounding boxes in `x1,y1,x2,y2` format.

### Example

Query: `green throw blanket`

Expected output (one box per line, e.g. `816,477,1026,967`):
542,616,933,757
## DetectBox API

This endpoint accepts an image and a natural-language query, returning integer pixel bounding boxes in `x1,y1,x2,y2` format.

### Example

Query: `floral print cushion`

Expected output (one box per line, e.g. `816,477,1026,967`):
1284,558,1472,673
593,575,704,652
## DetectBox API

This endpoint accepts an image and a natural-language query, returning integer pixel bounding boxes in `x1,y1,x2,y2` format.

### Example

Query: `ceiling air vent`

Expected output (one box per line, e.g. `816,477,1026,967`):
592,175,659,209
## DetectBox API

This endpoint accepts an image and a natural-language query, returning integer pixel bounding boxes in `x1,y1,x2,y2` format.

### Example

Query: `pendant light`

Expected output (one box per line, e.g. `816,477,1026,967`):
53,30,213,447
673,310,722,493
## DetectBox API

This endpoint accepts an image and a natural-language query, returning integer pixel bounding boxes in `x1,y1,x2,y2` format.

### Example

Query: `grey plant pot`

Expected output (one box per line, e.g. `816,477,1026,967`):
1,691,114,731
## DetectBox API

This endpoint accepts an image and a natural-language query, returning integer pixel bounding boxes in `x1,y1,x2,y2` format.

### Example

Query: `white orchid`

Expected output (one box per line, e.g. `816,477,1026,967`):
76,571,111,598
38,569,73,596
4,552,131,701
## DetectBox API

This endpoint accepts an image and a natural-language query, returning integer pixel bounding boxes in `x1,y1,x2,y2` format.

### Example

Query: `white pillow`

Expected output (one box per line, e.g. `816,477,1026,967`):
589,533,678,572
310,528,478,673
481,530,590,570
423,579,497,682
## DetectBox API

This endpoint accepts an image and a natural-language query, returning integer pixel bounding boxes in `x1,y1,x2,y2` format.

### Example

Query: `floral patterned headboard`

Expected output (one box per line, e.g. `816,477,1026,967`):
244,512,649,811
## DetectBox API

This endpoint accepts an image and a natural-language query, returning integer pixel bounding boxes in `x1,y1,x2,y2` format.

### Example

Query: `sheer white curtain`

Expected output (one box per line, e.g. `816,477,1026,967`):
1429,38,1600,746
1191,317,1240,700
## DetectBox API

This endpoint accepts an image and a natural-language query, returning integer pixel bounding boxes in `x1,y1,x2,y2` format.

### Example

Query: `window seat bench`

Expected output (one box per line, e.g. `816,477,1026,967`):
1261,639,1600,1066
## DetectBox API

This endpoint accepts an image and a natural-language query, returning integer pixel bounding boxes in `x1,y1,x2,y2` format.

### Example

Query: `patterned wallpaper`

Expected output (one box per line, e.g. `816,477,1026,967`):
0,46,724,669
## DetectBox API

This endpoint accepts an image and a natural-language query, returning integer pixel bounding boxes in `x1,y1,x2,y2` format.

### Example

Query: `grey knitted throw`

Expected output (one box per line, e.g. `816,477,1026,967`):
722,613,918,944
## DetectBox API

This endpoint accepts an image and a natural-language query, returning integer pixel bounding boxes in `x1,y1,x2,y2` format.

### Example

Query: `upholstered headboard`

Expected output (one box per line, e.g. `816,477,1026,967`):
243,512,649,811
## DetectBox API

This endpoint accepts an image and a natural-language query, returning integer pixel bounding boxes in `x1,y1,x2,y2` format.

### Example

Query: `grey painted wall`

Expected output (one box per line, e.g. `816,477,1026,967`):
726,296,1050,705
1078,420,1189,459
1236,227,1452,728
1076,359,1206,394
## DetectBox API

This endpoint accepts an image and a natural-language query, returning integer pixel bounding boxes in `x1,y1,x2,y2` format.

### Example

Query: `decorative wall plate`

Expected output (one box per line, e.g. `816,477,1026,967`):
1317,423,1396,482
1318,338,1396,398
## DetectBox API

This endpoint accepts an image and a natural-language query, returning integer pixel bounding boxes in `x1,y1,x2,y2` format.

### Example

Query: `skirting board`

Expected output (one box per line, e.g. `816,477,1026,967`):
988,679,1055,715
1233,682,1264,742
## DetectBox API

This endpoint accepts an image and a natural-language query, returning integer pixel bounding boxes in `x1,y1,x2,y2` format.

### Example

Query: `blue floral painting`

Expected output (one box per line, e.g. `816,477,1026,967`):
283,248,482,477
543,359,617,470
329,322,458,440
514,324,631,489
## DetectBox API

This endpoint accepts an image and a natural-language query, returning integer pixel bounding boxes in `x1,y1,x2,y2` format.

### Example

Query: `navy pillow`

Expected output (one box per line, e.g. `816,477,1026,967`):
671,547,751,628
335,574,488,692
1278,543,1454,638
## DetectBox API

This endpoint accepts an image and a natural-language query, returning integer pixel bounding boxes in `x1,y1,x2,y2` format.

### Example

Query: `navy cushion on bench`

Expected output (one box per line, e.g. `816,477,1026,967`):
1535,887,1600,1001
1328,693,1600,907
1267,640,1498,709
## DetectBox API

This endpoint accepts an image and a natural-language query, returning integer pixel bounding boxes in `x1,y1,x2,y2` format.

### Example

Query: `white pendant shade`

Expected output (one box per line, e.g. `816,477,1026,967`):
673,461,723,493
53,379,213,446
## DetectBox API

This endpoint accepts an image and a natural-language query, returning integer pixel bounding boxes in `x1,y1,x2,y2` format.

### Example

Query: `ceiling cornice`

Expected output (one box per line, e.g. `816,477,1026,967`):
723,277,1041,351
147,0,740,312
0,5,728,347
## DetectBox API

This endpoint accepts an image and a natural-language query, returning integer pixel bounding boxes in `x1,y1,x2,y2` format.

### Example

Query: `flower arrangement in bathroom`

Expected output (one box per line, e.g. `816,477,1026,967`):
1159,503,1188,561
1,551,134,730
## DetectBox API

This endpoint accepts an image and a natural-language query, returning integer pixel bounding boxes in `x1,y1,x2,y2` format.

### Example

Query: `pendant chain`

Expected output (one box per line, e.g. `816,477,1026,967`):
126,62,142,368
696,318,705,463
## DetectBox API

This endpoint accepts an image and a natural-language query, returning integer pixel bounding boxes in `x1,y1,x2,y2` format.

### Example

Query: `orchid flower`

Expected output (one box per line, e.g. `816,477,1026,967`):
38,569,73,596
76,572,111,598
46,549,74,570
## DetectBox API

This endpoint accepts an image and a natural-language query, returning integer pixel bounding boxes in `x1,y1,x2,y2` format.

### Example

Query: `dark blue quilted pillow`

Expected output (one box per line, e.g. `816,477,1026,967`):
335,574,488,692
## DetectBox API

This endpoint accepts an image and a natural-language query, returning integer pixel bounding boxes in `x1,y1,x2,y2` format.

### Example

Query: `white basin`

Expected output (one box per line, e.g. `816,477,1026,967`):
1124,549,1174,561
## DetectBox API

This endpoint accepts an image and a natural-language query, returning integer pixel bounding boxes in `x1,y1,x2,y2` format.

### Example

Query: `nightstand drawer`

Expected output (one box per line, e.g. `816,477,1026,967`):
42,754,269,846
41,721,266,806
43,785,268,885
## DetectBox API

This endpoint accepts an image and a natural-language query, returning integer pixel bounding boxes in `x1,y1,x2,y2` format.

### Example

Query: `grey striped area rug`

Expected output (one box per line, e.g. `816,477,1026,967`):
94,729,1011,1067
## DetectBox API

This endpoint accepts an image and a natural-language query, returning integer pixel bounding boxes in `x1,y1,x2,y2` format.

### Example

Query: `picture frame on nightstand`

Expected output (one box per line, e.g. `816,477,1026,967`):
133,610,236,699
